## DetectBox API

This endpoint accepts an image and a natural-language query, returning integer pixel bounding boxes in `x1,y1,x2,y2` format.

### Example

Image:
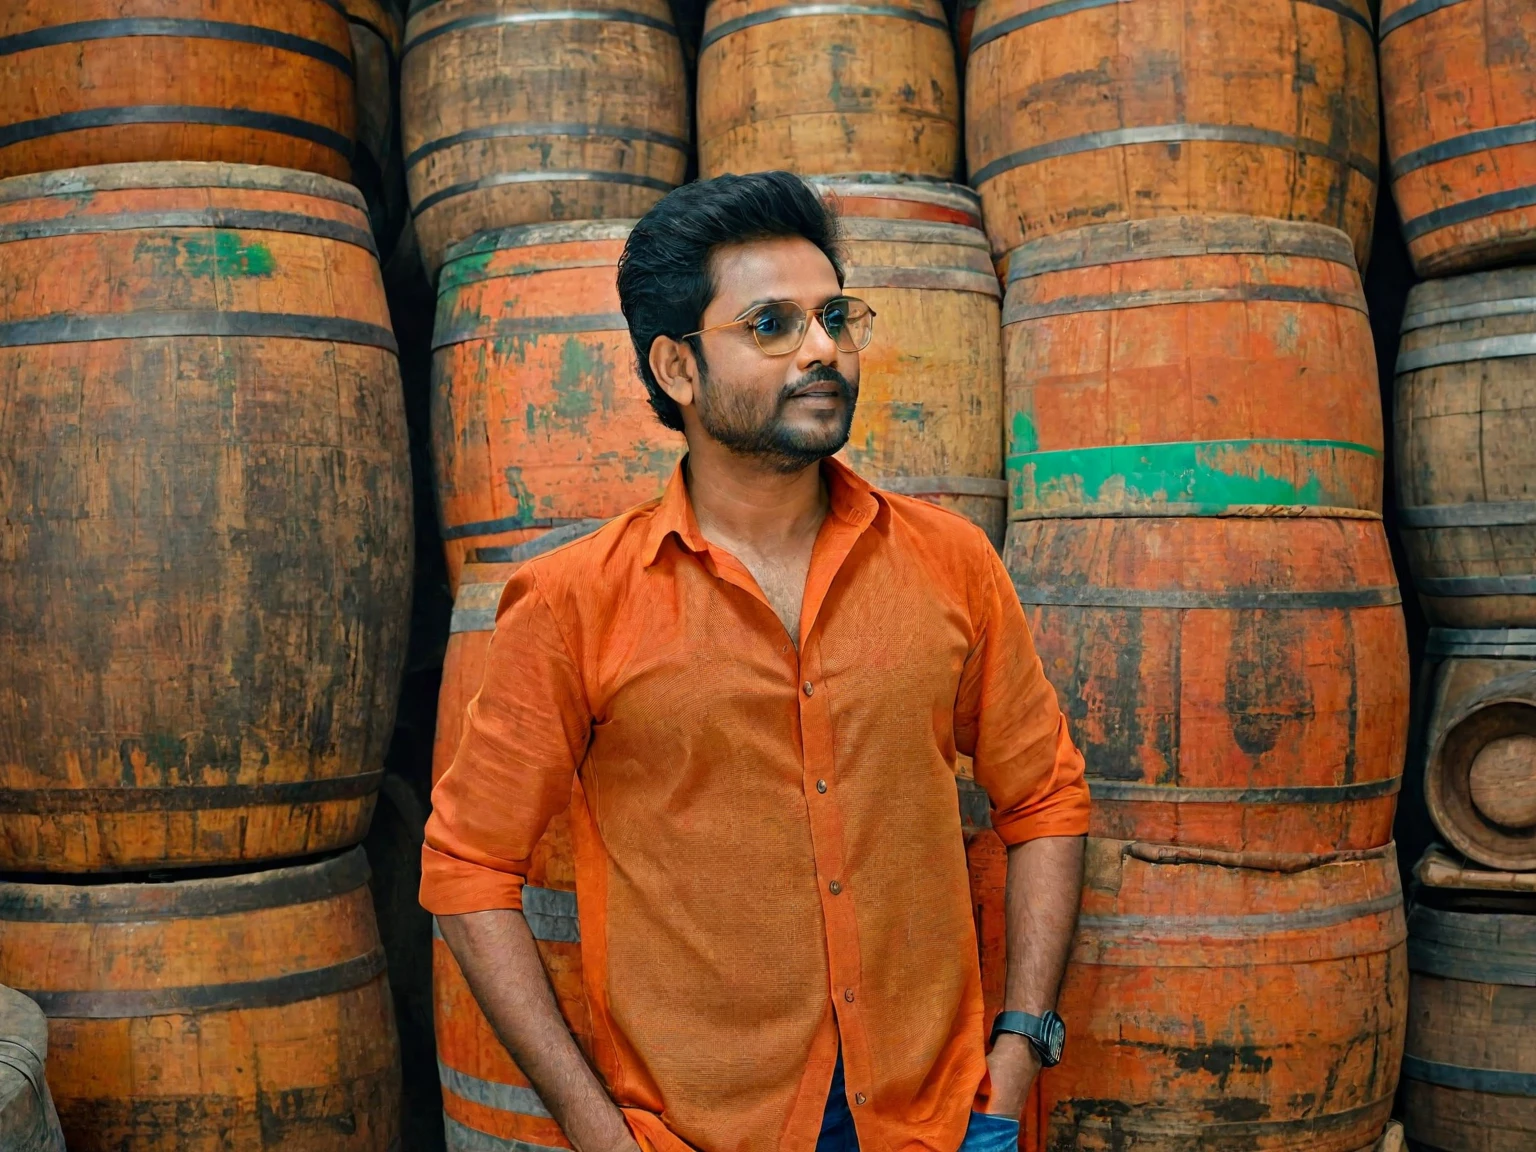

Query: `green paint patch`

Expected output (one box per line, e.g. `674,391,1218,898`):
438,251,497,293
1007,438,1383,514
501,467,538,524
135,231,277,278
891,402,926,428
1010,410,1040,455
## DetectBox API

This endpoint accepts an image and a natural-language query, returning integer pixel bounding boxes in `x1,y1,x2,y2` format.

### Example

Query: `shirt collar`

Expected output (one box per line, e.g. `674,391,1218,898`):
641,455,884,569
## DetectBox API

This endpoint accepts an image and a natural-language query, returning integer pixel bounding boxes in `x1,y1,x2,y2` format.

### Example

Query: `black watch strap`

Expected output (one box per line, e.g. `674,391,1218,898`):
990,1010,1065,1066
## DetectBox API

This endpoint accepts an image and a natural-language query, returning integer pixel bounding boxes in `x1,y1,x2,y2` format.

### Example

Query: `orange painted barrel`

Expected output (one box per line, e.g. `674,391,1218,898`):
1395,269,1536,629
344,0,407,248
1379,0,1536,277
1019,839,1407,1152
964,0,1379,267
0,849,402,1151
1003,516,1408,855
0,1,355,181
1004,216,1383,522
401,0,689,277
0,162,413,872
697,0,961,180
430,221,683,589
812,177,1005,543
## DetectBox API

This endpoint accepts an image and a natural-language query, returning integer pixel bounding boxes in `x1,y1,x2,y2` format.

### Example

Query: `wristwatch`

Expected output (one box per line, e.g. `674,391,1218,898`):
990,1010,1066,1067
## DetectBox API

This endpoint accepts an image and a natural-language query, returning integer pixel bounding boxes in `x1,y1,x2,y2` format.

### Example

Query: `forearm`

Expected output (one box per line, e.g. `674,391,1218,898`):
438,908,638,1152
985,834,1086,1115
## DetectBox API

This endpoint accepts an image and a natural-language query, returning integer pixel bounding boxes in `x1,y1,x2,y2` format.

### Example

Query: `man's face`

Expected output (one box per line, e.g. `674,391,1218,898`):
688,236,861,472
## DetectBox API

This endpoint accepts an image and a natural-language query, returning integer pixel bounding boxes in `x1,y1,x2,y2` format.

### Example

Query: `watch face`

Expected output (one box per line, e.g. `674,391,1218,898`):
1043,1012,1066,1065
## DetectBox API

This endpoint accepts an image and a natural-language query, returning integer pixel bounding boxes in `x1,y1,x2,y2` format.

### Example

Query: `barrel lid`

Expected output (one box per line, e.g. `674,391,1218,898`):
1003,215,1359,283
1428,628,1536,660
0,846,371,924
1402,267,1536,334
442,219,636,267
809,173,981,215
0,162,368,212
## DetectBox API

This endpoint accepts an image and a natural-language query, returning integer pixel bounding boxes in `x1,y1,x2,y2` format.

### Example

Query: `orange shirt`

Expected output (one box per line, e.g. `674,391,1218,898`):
420,458,1089,1152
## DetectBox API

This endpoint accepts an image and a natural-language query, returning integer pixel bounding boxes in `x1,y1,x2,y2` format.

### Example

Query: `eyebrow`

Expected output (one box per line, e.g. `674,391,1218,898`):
731,292,844,320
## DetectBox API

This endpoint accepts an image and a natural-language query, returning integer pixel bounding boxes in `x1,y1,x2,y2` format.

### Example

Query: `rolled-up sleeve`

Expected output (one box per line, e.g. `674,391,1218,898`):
955,538,1090,845
420,566,592,915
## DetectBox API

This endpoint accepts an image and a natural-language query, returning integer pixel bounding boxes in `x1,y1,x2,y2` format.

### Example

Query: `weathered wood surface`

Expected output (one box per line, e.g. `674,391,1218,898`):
401,0,688,277
1426,666,1536,872
1017,839,1406,1152
0,0,355,181
812,177,1005,544
1403,903,1536,1152
698,0,960,180
0,985,64,1152
1418,841,1536,894
344,0,407,251
1379,0,1536,277
1004,516,1408,854
1004,216,1382,522
0,849,402,1151
430,221,682,589
965,0,1379,268
0,161,413,871
1395,269,1536,629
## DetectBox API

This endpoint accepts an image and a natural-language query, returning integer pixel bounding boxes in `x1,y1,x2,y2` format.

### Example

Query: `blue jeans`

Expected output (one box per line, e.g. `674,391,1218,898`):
816,1051,1020,1152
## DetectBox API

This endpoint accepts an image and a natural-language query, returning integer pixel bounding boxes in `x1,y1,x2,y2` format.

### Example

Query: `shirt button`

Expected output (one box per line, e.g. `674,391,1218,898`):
828,880,842,895
854,1093,867,1106
844,988,855,1002
802,681,814,697
816,779,827,793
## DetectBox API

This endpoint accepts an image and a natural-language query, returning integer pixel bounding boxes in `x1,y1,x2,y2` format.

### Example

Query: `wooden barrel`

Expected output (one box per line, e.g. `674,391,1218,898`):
1395,269,1536,629
1403,902,1536,1152
1425,665,1536,873
345,0,408,253
964,0,1380,267
0,1,355,182
1004,217,1382,523
697,0,960,181
401,0,689,277
0,162,413,872
0,849,401,1151
430,221,683,590
1003,516,1408,855
810,177,1005,543
1379,0,1536,277
1020,839,1407,1152
0,986,64,1152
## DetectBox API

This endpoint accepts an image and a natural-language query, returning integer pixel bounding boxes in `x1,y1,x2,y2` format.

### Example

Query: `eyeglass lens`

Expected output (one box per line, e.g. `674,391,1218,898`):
749,298,874,355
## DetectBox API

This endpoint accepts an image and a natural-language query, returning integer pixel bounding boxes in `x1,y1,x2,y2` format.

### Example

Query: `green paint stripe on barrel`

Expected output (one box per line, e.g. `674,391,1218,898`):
1006,437,1382,515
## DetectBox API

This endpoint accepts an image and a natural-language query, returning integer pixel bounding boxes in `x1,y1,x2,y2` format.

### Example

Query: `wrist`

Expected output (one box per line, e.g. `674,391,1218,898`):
984,1034,1042,1115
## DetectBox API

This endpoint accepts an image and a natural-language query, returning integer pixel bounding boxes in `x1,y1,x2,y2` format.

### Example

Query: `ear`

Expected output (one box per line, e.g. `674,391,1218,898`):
648,334,700,411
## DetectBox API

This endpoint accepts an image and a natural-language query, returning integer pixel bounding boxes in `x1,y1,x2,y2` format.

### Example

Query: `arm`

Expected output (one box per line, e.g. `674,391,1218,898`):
438,910,639,1152
984,834,1085,1114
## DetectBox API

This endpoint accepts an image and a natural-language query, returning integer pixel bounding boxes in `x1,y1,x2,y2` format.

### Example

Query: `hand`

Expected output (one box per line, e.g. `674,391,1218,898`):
984,1033,1042,1118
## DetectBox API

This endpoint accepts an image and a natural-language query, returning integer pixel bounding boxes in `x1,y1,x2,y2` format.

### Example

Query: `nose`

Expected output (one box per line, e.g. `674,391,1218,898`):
796,306,841,369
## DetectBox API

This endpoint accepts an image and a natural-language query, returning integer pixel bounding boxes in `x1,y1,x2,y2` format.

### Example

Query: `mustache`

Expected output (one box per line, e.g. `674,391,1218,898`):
780,365,856,403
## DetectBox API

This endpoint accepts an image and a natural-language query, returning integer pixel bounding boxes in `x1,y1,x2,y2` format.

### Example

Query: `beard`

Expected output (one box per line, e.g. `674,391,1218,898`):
693,355,858,474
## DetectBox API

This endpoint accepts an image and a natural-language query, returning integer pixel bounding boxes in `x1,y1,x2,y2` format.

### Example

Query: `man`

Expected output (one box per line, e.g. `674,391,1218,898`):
421,171,1089,1152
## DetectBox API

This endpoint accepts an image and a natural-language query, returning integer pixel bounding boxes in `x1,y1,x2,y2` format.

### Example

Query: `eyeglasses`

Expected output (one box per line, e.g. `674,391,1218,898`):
681,295,877,356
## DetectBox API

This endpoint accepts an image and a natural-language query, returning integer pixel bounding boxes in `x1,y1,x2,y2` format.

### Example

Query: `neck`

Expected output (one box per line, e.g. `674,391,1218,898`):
682,437,830,554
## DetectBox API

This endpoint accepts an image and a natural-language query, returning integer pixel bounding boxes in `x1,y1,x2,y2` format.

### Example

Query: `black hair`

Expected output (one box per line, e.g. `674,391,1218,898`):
616,171,844,432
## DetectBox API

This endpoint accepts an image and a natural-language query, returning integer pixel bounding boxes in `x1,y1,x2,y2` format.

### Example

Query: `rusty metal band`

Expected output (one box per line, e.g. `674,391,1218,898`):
1011,503,1381,522
1401,1055,1536,1098
0,106,352,158
0,850,371,923
347,11,397,51
1401,294,1536,331
470,519,609,564
444,1114,565,1152
431,886,578,943
1013,582,1402,609
18,949,386,1018
1398,501,1536,528
836,217,988,245
1379,0,1470,38
432,311,627,351
0,772,384,816
1426,628,1536,658
448,605,498,634
972,124,1379,186
1391,120,1536,180
701,3,948,50
1416,575,1536,597
439,256,617,293
439,1063,553,1118
872,475,1008,498
844,265,1001,296
1089,777,1400,803
1004,283,1366,323
0,311,397,352
970,0,1368,52
0,163,365,210
0,209,377,255
405,9,676,54
0,18,353,75
405,121,690,170
439,513,590,541
441,219,635,266
1397,332,1536,371
1400,186,1536,243
1080,890,1403,939
810,174,982,217
413,168,676,216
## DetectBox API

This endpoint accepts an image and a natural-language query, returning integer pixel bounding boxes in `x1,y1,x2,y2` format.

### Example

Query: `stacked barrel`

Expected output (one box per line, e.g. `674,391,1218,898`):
0,4,410,1148
1380,3,1536,1146
962,1,1411,1148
